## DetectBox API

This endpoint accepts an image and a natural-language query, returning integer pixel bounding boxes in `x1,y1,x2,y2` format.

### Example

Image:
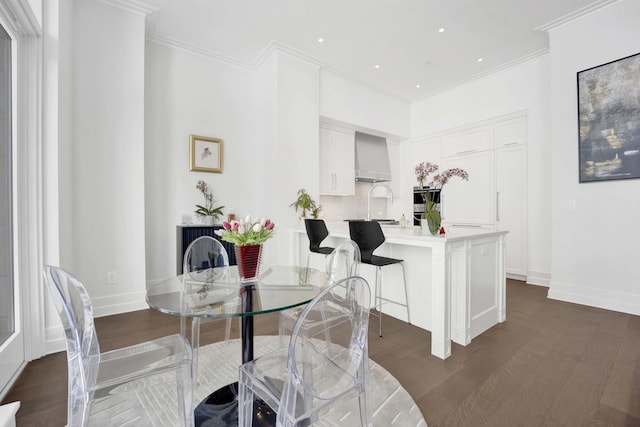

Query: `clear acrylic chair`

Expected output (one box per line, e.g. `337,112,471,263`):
239,275,372,427
43,266,194,427
278,239,361,345
182,236,233,380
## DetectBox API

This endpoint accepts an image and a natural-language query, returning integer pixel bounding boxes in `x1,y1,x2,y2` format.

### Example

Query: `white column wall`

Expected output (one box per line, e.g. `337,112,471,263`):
271,52,320,265
63,0,148,320
548,0,640,315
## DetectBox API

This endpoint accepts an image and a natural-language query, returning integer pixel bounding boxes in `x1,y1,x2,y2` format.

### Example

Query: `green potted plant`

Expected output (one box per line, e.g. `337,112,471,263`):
195,180,224,225
290,189,321,219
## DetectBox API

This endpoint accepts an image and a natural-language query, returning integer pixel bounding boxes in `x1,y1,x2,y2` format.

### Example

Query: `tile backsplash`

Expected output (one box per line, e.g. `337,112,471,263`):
319,182,389,221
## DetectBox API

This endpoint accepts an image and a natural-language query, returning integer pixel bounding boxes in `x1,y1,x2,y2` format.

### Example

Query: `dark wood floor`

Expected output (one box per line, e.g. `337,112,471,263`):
4,279,640,426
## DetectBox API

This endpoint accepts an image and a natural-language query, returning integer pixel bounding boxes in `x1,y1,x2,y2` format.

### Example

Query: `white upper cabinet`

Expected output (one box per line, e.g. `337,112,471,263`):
319,125,355,195
442,125,493,157
494,116,527,148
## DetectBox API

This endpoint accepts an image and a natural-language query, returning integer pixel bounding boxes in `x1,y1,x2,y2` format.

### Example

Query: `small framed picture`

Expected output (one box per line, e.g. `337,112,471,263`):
190,135,223,173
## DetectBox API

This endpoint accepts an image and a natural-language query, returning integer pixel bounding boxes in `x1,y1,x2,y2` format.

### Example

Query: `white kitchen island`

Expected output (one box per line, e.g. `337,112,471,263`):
290,223,508,359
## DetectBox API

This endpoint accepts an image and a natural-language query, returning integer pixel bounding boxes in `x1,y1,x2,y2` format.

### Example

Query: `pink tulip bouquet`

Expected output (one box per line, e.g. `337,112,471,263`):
215,215,276,246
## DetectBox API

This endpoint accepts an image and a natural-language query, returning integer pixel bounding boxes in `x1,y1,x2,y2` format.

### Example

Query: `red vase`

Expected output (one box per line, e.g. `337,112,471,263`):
235,244,263,282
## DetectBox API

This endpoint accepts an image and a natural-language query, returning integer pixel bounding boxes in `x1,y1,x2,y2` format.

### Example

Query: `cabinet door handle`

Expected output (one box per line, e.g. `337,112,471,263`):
456,149,477,155
504,142,519,147
452,224,482,228
496,191,500,221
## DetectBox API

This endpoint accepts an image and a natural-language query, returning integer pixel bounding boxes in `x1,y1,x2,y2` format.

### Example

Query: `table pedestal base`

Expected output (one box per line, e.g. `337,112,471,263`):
194,382,276,427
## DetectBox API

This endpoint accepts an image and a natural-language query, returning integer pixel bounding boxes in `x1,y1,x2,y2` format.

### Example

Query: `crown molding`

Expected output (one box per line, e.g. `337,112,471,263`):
0,0,41,36
534,0,619,32
146,33,254,71
145,32,408,104
97,0,157,16
421,49,549,99
253,40,324,70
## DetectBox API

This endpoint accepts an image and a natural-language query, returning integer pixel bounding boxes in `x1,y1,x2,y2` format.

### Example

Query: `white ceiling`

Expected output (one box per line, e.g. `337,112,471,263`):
144,0,613,102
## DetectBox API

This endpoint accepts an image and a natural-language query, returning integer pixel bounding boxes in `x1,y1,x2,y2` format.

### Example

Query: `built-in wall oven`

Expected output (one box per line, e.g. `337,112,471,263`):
412,187,441,225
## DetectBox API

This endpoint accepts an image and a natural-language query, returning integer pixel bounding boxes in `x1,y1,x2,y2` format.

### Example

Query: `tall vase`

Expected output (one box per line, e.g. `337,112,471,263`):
421,208,441,235
235,244,263,283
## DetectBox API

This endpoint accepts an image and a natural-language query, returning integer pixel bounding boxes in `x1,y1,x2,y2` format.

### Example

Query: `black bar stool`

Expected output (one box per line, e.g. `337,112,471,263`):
348,220,410,336
304,219,334,269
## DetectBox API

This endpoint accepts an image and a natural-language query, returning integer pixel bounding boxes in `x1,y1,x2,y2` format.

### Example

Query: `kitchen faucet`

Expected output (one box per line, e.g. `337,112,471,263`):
367,184,393,221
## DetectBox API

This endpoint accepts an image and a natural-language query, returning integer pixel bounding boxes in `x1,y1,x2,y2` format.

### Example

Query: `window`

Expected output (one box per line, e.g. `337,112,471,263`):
0,23,13,346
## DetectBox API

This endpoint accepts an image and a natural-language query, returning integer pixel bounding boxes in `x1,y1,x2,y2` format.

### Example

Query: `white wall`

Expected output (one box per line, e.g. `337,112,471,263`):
320,71,410,138
145,45,321,279
410,56,552,284
144,42,260,282
547,0,640,315
65,0,148,316
144,43,414,279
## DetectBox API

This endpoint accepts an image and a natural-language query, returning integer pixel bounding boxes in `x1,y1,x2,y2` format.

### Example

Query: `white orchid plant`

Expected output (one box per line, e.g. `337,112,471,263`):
194,180,224,219
415,161,469,234
215,215,276,246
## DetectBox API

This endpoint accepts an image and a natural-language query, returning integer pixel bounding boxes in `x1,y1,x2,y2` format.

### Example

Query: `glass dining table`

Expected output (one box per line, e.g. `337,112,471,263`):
146,265,328,426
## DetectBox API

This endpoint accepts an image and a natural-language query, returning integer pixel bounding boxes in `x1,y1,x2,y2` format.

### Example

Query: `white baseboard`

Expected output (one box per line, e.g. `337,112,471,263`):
526,270,550,286
548,281,640,316
92,292,149,318
45,325,66,355
44,292,150,356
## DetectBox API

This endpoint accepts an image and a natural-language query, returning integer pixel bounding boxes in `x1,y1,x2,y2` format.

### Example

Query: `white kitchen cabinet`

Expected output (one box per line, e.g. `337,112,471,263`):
441,125,493,157
441,150,495,226
410,113,528,279
496,144,527,278
319,126,355,195
495,116,527,148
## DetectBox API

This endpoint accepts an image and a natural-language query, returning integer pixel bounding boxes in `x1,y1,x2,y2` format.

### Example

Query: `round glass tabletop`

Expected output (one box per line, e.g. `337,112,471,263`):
146,265,327,318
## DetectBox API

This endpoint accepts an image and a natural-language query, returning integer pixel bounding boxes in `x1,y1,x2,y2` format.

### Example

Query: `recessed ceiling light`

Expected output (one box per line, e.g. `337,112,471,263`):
374,64,380,69
477,57,484,62
438,28,445,33
317,37,324,43
416,84,421,88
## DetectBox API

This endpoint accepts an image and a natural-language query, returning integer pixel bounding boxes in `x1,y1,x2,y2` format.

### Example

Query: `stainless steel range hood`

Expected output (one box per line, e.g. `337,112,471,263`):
354,131,391,182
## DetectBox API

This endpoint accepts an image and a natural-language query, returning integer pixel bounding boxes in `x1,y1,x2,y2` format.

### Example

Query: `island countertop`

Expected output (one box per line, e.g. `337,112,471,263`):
290,222,508,360
294,220,505,244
